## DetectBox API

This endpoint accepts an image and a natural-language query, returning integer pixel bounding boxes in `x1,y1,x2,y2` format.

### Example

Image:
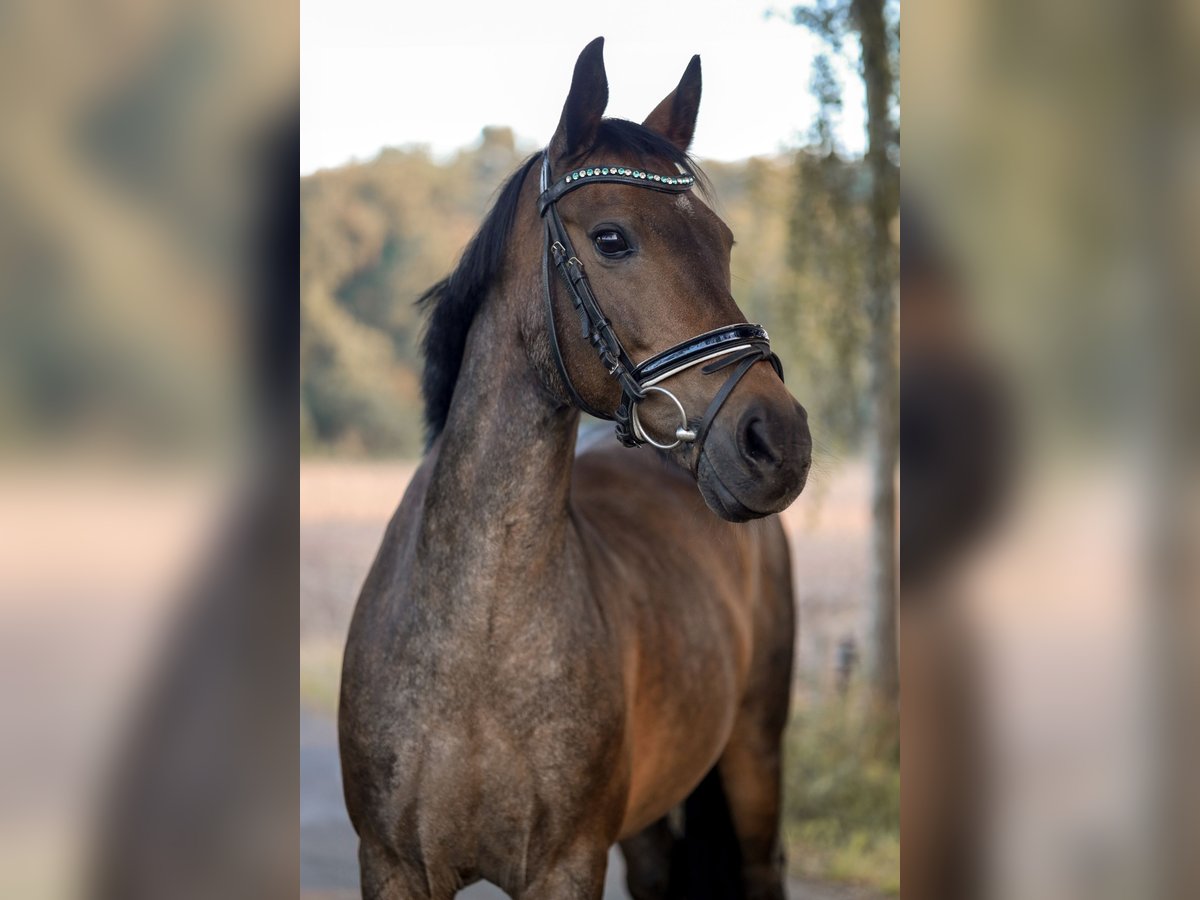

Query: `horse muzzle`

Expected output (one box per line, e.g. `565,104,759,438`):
695,398,811,522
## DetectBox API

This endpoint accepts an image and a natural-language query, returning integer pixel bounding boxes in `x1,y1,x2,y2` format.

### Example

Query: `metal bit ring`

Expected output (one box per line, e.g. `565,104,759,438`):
630,386,696,450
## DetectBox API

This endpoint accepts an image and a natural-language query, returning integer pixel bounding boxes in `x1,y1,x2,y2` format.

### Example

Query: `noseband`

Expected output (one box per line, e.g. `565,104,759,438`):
538,153,784,451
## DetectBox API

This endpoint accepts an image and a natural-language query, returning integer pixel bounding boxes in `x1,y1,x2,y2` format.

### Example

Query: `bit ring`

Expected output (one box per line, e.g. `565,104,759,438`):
630,386,695,449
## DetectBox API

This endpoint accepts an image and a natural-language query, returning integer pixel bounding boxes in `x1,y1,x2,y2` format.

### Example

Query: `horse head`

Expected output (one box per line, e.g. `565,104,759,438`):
539,38,812,521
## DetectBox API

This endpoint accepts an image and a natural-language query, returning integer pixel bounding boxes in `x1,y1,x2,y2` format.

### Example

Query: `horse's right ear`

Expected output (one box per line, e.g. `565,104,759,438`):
643,54,701,152
550,37,608,161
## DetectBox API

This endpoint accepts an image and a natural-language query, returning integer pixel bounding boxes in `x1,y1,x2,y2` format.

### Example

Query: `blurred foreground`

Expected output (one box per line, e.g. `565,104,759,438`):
903,0,1199,896
0,0,299,897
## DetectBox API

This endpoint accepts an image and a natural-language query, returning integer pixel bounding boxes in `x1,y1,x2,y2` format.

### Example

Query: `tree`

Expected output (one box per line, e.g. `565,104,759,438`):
790,0,900,709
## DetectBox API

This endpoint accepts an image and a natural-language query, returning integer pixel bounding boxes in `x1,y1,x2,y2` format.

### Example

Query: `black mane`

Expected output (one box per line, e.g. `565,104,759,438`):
418,120,705,445
416,152,539,444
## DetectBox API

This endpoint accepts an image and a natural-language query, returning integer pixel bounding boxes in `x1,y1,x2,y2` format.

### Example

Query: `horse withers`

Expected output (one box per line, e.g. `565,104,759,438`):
339,37,812,900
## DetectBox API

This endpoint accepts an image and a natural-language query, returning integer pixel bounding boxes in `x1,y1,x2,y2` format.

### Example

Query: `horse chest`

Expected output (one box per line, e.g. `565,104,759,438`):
345,606,627,874
348,568,626,787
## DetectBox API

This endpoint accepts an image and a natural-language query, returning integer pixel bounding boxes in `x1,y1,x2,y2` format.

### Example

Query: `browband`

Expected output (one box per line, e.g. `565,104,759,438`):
538,164,695,215
537,151,783,452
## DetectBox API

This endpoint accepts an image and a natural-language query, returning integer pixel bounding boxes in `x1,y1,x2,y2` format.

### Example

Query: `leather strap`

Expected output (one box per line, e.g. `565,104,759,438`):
538,170,694,215
543,194,643,414
541,217,603,417
691,344,782,457
634,324,773,384
536,150,784,451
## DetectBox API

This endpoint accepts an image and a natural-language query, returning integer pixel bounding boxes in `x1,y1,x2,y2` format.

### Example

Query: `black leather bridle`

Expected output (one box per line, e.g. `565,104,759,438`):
538,152,784,451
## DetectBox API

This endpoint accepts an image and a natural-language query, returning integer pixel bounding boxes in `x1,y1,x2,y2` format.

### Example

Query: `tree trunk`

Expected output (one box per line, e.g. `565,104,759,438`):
853,0,899,710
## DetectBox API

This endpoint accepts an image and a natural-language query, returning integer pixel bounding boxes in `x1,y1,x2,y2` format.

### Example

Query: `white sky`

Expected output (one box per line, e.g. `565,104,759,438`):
301,0,866,173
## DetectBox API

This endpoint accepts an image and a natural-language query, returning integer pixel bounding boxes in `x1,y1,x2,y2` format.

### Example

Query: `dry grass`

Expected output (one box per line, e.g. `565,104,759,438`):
782,694,900,895
300,461,418,523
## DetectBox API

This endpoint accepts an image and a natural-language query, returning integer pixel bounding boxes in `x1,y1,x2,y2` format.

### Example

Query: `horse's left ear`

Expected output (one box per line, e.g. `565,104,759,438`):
550,37,609,161
643,55,702,152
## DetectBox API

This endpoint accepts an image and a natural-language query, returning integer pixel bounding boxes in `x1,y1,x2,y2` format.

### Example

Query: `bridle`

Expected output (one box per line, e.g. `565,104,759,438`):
538,152,784,453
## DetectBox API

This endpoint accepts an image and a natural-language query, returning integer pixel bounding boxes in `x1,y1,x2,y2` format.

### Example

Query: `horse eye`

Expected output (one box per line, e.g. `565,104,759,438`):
592,229,629,257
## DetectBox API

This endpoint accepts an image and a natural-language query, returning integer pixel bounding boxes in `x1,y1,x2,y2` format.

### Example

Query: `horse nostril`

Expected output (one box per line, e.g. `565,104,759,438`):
742,417,779,468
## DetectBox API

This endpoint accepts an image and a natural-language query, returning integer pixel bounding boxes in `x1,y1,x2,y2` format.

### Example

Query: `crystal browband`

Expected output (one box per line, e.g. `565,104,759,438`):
537,163,695,215
561,167,694,186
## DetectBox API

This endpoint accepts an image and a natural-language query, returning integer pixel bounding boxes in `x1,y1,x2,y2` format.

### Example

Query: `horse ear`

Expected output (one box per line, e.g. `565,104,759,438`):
550,37,609,161
642,55,702,152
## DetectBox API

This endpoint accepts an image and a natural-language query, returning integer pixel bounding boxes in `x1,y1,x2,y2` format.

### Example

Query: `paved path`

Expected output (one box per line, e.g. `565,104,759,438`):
301,709,883,900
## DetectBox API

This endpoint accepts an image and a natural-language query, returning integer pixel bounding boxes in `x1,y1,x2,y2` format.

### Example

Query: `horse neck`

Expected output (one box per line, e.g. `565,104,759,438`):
417,264,581,583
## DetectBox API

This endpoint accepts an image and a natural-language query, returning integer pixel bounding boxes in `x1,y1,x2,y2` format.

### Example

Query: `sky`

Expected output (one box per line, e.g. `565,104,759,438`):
300,0,866,174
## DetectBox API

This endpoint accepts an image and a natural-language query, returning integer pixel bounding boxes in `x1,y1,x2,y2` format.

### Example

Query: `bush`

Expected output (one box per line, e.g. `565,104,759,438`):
782,693,900,894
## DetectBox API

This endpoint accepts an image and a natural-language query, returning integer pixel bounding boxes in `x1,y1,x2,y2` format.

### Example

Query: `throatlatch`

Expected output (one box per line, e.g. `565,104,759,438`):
538,152,783,451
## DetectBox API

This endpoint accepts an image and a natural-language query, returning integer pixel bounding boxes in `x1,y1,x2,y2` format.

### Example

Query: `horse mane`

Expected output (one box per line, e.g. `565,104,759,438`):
418,120,707,445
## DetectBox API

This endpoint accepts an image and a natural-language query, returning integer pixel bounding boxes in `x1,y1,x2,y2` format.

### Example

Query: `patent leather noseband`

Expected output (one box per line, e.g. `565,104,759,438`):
538,152,783,450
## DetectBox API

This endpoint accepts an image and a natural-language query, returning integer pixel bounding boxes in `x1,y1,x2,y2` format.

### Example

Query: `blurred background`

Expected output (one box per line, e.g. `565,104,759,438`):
299,1,900,897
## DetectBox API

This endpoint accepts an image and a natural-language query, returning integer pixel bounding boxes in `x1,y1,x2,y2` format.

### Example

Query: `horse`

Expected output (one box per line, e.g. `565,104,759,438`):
338,37,812,900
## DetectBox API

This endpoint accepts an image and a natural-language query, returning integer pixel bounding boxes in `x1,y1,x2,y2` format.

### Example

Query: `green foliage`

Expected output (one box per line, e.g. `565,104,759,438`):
300,639,344,715
791,0,854,50
790,0,901,166
807,53,844,152
300,126,875,455
783,696,900,893
786,150,873,446
300,127,528,456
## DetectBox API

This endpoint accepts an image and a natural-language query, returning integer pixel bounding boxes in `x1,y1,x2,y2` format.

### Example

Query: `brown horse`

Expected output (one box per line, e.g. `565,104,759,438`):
339,38,812,900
